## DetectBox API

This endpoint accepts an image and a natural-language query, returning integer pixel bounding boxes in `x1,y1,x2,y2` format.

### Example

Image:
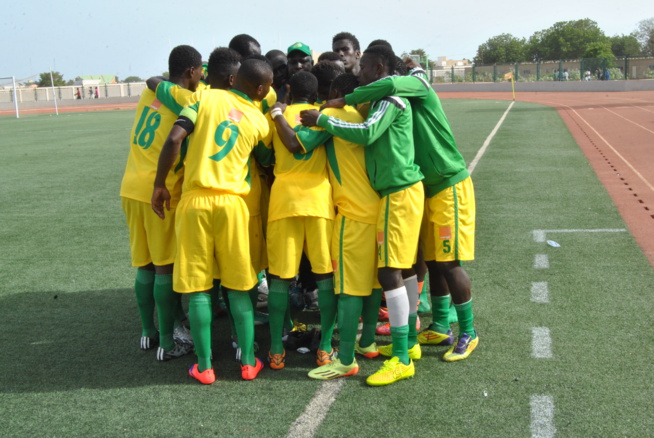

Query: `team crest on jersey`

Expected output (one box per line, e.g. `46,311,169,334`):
228,108,244,123
439,226,452,240
150,99,162,110
295,114,302,124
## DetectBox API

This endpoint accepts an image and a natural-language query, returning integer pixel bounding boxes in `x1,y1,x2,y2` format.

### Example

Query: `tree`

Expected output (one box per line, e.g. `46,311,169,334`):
474,33,527,64
401,49,431,68
636,18,654,55
610,34,643,57
123,76,143,83
37,71,66,87
527,19,608,60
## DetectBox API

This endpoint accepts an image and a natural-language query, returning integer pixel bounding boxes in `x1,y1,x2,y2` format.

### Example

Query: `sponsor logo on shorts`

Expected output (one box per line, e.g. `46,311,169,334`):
331,260,338,271
439,226,451,240
377,231,384,245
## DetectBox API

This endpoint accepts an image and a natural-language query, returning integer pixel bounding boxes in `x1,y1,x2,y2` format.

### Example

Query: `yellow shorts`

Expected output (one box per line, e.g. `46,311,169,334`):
332,214,380,296
174,190,257,293
249,214,267,273
121,197,176,267
267,216,333,279
377,183,424,269
422,177,476,262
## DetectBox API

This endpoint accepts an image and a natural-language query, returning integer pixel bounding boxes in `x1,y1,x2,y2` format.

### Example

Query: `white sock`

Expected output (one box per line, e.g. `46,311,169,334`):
403,275,419,313
385,286,409,327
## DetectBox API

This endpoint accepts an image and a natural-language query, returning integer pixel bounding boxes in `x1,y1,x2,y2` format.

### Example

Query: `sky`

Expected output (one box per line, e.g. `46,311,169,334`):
1,0,651,83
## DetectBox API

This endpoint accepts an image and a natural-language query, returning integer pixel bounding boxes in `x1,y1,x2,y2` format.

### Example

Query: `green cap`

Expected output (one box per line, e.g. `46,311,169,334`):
287,42,311,57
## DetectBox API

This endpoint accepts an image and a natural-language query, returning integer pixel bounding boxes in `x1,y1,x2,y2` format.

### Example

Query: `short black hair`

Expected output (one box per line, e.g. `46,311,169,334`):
363,45,396,74
366,39,393,51
237,57,273,85
288,71,318,100
331,73,359,97
394,56,408,76
317,51,341,63
207,47,241,80
312,62,344,88
169,45,202,78
229,34,261,57
265,49,286,62
332,32,360,51
243,54,272,67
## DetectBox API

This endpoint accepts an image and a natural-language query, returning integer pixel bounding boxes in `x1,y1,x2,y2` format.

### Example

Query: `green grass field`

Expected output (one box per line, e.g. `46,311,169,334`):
0,102,652,437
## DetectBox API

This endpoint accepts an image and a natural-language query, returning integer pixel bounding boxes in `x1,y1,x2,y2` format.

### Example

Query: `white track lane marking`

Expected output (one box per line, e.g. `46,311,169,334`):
531,395,556,437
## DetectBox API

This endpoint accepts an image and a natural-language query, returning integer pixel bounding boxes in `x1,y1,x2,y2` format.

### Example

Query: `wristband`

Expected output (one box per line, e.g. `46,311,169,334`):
270,108,283,119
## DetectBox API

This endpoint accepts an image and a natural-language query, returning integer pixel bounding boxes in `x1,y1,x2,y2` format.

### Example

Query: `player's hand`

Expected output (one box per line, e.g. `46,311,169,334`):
300,109,320,127
320,98,346,111
403,57,421,70
271,102,287,113
151,186,171,219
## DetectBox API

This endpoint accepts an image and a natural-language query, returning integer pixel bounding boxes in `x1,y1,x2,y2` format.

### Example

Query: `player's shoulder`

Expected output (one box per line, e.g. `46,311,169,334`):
323,105,363,123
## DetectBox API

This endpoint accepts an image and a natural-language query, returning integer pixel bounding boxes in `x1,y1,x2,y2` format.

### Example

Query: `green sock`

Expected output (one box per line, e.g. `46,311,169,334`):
189,292,213,372
390,325,410,365
360,288,382,347
431,294,452,333
153,274,175,351
316,277,337,351
337,294,363,365
449,301,459,324
134,269,156,337
268,278,291,354
455,299,476,339
408,313,418,348
227,289,255,366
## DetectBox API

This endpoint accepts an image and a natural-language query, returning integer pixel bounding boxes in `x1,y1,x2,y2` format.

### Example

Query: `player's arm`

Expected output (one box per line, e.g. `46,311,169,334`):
152,106,197,219
301,99,400,146
146,76,167,92
344,76,428,106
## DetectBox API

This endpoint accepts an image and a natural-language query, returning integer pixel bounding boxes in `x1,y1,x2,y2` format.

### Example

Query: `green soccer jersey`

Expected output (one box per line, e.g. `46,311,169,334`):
344,70,468,197
316,93,423,197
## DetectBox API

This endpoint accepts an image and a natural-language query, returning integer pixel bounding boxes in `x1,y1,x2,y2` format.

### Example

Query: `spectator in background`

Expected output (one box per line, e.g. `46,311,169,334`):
76,88,81,99
604,69,610,81
584,70,591,81
563,69,569,81
95,87,99,98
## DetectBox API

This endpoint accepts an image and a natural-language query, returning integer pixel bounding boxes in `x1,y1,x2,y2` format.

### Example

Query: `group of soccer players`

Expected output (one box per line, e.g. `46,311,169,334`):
120,32,478,386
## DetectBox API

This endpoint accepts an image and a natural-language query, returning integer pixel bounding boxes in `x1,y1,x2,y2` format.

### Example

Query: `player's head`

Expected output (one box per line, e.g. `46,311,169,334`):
394,55,408,76
234,57,273,102
168,45,203,90
329,73,359,100
332,32,361,73
287,42,314,77
311,61,344,102
265,49,288,89
229,34,261,57
366,39,393,51
207,47,241,90
317,51,345,71
288,71,318,104
358,45,395,86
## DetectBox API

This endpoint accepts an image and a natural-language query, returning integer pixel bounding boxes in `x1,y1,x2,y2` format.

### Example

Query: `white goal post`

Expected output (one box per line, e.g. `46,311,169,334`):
0,76,20,118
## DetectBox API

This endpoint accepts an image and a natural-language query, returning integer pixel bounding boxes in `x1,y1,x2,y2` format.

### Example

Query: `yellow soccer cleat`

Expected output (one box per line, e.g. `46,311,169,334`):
443,333,479,362
308,358,359,380
354,341,379,359
417,327,454,346
377,343,422,360
366,357,415,386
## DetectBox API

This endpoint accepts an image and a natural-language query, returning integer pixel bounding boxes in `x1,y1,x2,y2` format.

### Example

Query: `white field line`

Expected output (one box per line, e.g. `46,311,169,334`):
534,254,549,269
531,395,556,438
286,379,345,438
533,229,627,242
468,101,515,174
531,282,549,303
532,327,553,359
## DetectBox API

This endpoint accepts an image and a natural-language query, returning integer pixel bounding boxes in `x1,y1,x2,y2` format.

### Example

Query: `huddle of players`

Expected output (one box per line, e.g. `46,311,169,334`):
120,32,478,386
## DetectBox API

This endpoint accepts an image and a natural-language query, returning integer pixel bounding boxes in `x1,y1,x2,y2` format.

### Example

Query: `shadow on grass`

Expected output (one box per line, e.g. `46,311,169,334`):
0,288,332,393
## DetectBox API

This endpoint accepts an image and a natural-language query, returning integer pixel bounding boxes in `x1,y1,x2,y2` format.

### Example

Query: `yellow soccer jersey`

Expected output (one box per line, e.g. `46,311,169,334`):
181,88,271,195
120,83,194,206
254,87,277,115
296,106,379,224
268,103,334,222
